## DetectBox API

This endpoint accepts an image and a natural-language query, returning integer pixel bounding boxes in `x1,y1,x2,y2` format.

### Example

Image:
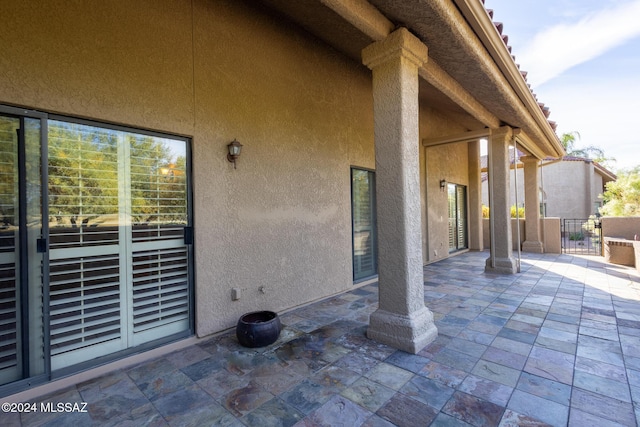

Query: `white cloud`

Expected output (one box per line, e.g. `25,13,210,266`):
519,0,640,85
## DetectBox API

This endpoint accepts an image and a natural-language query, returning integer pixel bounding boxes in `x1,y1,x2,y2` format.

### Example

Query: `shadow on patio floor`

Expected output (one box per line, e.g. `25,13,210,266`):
6,251,640,426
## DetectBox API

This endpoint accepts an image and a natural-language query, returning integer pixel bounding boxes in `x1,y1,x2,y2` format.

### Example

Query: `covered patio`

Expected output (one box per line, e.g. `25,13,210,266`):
7,251,640,427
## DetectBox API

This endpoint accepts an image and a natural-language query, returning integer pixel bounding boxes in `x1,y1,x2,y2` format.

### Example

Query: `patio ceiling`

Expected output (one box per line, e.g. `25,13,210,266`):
253,0,565,159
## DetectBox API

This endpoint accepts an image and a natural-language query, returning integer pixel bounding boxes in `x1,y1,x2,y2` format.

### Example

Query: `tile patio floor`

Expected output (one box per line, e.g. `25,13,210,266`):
6,251,640,426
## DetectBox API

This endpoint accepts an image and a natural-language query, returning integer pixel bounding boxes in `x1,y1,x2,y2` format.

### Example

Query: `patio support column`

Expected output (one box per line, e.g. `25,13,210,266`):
362,28,437,353
485,126,517,274
468,139,483,251
521,155,544,253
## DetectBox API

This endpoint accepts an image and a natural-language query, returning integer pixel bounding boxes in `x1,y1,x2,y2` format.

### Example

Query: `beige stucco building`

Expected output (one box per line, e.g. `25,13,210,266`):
540,157,616,219
481,156,616,220
0,0,564,396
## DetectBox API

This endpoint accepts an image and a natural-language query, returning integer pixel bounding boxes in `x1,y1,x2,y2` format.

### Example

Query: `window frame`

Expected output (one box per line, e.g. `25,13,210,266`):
351,167,377,283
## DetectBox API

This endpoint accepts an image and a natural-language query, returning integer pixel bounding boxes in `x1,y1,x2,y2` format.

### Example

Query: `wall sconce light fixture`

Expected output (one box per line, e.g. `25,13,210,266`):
227,139,243,169
440,179,446,190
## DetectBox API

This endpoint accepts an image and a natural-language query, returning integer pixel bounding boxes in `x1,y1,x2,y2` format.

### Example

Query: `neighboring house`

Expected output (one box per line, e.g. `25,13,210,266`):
0,0,563,396
539,157,616,219
481,155,616,219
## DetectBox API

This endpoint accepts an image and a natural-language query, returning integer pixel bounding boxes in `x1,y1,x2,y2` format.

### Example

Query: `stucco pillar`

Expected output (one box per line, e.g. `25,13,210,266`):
468,139,483,251
521,156,544,253
362,28,437,353
485,126,517,274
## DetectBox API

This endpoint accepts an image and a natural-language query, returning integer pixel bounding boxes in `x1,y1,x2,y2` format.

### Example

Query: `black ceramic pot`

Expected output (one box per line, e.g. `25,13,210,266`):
236,311,281,348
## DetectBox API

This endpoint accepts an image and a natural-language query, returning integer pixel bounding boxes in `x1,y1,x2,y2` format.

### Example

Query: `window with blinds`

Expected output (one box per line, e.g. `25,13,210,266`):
47,120,191,369
0,116,19,384
352,168,377,281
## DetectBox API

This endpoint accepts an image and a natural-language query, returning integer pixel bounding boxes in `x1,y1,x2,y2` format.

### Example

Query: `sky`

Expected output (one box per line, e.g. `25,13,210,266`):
483,0,640,172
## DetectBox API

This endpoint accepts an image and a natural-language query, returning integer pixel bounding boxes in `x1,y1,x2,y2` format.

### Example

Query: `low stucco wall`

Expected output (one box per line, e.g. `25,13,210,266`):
602,217,640,240
483,219,521,251
542,218,562,254
604,238,636,267
482,217,561,254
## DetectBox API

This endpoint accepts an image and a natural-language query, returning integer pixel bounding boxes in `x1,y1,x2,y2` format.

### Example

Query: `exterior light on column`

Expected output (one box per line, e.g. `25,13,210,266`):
440,179,446,190
227,139,243,169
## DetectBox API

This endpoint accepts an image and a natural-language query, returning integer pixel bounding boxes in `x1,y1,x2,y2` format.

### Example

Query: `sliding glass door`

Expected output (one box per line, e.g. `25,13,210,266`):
0,109,47,387
47,119,192,370
448,183,468,253
0,107,192,392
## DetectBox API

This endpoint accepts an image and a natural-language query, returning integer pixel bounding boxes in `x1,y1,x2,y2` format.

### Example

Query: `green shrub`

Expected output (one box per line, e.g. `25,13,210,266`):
569,232,585,241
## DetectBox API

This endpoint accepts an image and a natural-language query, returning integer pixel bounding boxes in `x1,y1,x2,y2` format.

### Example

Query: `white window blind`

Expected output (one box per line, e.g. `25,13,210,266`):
0,117,18,383
352,169,377,281
47,120,190,369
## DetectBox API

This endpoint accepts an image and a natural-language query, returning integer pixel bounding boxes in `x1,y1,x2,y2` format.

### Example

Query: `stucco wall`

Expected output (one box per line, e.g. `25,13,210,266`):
542,218,562,254
424,141,469,263
0,0,470,338
542,161,592,219
602,217,640,240
483,218,523,251
0,0,480,342
482,217,561,254
0,0,195,135
190,0,376,335
0,0,371,336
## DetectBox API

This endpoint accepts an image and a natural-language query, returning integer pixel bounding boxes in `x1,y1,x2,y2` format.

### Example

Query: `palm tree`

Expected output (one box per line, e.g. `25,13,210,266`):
560,131,613,166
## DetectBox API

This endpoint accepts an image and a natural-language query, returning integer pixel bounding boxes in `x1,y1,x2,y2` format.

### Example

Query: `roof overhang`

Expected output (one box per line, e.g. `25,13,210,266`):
594,163,617,182
253,0,566,159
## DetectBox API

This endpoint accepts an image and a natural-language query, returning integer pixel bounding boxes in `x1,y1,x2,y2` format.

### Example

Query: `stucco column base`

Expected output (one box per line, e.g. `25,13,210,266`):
485,256,517,274
522,240,544,253
367,307,438,354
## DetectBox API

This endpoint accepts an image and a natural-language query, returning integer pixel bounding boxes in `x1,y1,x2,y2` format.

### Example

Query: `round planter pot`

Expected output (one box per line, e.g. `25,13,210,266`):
236,311,281,348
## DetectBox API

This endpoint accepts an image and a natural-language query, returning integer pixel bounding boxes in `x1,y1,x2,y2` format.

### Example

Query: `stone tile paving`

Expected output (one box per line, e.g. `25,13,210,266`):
7,251,640,426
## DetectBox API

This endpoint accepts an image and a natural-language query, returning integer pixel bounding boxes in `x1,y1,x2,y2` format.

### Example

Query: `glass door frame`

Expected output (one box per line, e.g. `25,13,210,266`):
0,105,195,397
447,183,468,253
351,167,377,282
0,104,50,396
46,115,195,378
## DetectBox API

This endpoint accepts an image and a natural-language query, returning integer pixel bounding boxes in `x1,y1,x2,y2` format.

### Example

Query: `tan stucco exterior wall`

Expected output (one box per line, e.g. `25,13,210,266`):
419,107,470,264
1,0,473,337
0,0,371,336
602,217,640,240
424,140,469,263
190,1,376,335
541,161,597,219
0,0,196,135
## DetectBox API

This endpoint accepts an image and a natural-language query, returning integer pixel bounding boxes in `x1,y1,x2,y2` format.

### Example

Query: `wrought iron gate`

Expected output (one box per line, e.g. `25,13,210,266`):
561,218,602,255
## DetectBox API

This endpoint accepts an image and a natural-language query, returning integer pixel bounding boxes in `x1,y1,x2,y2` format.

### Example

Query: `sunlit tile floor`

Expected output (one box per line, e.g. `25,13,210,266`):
6,251,640,426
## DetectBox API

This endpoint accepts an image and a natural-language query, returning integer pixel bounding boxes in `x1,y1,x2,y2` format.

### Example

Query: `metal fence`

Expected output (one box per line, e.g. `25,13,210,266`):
561,218,602,255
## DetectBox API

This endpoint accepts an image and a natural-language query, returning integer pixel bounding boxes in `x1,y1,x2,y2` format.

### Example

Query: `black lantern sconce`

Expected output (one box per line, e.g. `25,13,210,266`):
227,139,243,169
440,179,446,191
